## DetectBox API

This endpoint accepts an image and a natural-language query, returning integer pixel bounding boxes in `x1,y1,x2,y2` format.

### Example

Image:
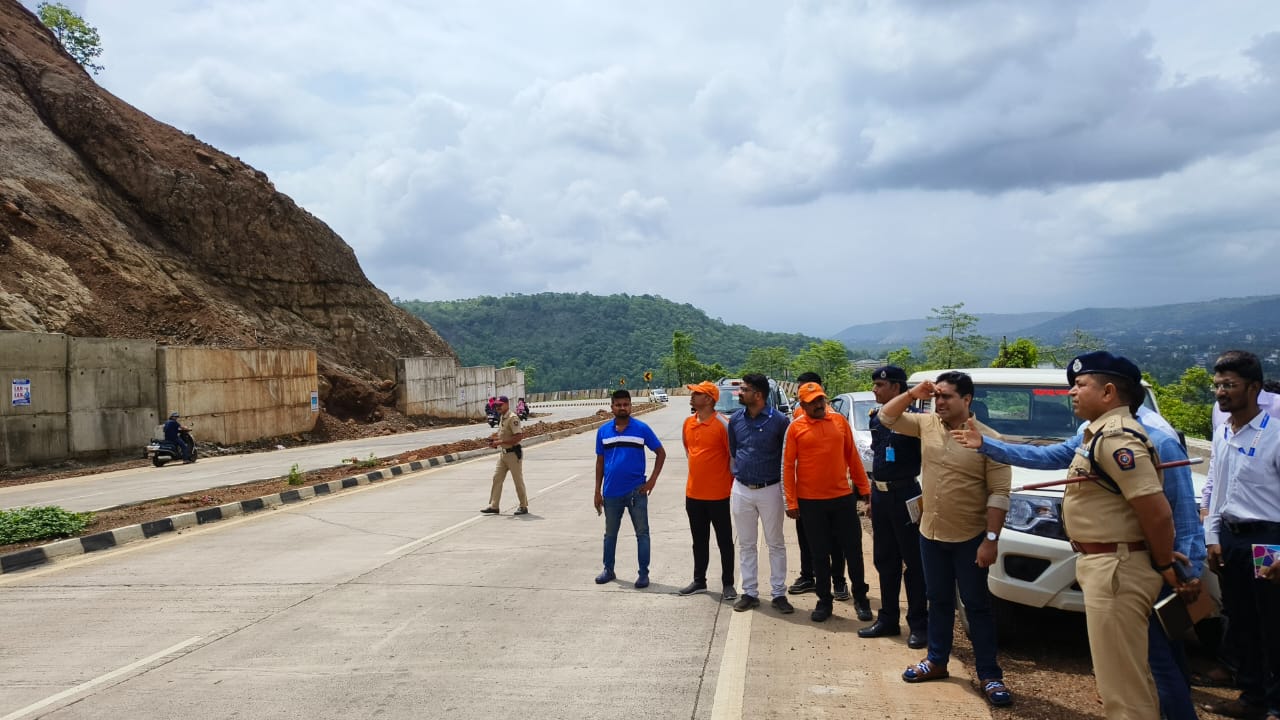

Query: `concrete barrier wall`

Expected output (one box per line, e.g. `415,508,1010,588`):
457,365,495,417
67,337,158,455
395,358,527,419
397,356,459,417
495,366,524,405
158,347,318,445
0,331,69,466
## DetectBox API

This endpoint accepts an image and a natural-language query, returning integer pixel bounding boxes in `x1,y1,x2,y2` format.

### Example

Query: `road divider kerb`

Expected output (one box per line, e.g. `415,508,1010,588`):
0,415,613,575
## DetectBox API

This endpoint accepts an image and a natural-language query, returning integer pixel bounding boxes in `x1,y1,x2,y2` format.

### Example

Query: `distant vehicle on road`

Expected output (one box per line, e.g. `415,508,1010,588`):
651,388,668,403
829,391,876,472
146,425,197,467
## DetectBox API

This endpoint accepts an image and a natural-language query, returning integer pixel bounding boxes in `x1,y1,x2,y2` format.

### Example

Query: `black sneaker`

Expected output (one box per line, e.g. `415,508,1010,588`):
811,601,833,622
771,596,795,614
480,507,500,514
853,596,874,621
833,582,852,601
678,581,707,596
788,576,816,594
733,594,760,612
513,507,529,515
722,585,738,602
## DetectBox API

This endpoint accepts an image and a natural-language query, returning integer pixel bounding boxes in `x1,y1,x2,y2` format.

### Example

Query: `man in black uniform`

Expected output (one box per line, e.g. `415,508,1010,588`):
858,365,927,649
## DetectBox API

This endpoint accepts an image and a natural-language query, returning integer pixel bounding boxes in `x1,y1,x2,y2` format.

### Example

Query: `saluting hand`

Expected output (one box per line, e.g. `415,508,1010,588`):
950,419,984,450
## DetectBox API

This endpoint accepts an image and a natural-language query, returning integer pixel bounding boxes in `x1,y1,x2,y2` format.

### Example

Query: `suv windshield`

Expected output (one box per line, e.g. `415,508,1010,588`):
970,384,1078,442
715,389,743,415
830,397,875,430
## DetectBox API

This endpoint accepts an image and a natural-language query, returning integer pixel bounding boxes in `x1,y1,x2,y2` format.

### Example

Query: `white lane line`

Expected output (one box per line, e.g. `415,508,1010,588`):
709,609,752,720
1,635,203,720
384,473,582,556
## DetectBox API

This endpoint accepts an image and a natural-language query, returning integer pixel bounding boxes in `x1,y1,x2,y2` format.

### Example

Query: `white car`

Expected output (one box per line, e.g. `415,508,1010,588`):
829,391,877,472
905,368,1213,616
651,388,668,403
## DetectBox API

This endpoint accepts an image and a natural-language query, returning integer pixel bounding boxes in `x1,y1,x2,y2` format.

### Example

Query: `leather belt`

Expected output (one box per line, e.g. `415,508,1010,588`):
1222,519,1280,535
739,479,780,490
874,479,917,493
1070,540,1147,554
503,444,522,453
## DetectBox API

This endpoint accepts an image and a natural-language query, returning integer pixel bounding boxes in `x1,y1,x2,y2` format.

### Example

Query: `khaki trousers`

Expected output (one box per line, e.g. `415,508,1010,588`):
489,450,528,509
1076,547,1163,720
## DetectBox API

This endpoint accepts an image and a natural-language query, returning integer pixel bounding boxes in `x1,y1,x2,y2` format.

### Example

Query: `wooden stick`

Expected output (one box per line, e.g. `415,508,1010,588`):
1012,457,1204,492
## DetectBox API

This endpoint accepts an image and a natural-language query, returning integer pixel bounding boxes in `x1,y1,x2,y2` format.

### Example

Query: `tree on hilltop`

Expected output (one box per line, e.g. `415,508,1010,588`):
38,2,104,75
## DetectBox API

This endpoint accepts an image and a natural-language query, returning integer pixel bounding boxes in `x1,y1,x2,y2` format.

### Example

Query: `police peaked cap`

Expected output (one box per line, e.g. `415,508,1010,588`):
1066,351,1142,386
872,365,908,384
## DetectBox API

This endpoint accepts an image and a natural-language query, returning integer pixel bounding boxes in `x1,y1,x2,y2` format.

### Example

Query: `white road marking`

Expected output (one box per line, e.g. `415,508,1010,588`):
384,473,582,556
0,636,203,720
709,608,752,720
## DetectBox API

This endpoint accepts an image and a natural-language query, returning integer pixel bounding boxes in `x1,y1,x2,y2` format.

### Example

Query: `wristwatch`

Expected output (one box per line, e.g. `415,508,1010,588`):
985,531,999,542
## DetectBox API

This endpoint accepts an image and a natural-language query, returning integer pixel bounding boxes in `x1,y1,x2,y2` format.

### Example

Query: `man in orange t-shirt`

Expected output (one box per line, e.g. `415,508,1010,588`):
679,380,737,599
784,381,872,622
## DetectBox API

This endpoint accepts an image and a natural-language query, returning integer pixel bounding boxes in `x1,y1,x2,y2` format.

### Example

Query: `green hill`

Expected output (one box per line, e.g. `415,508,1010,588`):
397,293,821,391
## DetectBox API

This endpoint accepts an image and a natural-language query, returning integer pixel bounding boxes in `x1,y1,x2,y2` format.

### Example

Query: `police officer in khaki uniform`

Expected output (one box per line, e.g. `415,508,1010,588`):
481,396,529,515
1063,352,1191,720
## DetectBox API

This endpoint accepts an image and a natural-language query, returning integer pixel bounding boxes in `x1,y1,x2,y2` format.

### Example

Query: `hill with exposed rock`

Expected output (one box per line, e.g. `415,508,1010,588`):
0,1,453,418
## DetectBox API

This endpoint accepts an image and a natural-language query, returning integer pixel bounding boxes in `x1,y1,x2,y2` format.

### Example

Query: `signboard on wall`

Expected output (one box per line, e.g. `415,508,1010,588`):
11,378,31,406
310,390,319,413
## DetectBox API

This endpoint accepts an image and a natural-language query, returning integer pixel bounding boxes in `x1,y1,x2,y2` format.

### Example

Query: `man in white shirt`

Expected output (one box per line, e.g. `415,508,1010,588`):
1204,350,1280,720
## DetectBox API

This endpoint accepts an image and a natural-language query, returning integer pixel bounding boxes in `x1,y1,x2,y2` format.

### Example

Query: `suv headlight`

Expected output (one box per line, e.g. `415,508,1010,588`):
1004,493,1067,541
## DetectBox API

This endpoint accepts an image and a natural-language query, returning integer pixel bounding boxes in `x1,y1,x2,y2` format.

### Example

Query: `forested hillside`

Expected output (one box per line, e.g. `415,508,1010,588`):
398,293,820,391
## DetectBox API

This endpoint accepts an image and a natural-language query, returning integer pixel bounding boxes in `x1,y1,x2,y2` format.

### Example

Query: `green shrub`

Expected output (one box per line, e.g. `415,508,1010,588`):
358,453,379,468
0,506,95,544
287,463,304,486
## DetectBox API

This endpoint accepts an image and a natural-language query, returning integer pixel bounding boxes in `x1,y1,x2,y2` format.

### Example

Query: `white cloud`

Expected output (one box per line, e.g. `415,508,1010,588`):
27,0,1280,336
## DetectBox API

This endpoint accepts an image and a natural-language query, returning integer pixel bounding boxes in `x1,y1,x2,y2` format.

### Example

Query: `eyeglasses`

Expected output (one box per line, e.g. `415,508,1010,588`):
1213,382,1242,391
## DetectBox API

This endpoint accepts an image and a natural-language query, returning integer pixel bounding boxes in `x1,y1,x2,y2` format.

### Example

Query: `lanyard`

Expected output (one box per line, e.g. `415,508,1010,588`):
1224,413,1270,457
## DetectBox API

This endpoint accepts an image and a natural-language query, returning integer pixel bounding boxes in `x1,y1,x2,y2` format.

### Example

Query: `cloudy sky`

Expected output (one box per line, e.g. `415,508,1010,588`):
28,1,1280,336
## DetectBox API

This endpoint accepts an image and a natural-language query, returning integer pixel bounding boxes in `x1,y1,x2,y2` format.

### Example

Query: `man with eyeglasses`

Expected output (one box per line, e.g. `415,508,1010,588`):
728,373,794,614
1204,350,1280,720
951,359,1204,720
878,371,1013,707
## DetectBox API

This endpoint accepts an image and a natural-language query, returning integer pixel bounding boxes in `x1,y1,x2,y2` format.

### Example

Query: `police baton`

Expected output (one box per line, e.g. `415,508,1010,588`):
1010,457,1204,493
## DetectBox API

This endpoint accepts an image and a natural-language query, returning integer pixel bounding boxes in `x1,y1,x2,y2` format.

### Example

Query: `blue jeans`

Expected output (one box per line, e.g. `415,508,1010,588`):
920,533,1002,680
1149,586,1197,720
602,489,650,575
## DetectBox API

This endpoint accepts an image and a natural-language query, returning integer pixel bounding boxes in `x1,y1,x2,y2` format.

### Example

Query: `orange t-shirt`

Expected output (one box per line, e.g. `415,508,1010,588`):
783,410,871,510
683,412,734,500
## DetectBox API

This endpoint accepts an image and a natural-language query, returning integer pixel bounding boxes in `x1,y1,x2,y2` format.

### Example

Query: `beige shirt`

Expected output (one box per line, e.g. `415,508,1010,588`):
881,411,1012,542
1064,406,1164,543
497,412,522,445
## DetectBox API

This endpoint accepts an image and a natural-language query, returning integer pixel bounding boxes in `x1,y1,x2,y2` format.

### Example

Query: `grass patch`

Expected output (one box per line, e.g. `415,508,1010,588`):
0,506,96,544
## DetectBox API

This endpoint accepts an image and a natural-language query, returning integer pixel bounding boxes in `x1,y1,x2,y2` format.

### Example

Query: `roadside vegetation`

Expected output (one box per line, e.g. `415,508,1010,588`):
0,505,95,544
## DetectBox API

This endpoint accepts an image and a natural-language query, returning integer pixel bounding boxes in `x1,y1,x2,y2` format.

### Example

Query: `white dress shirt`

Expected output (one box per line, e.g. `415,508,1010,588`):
1204,410,1280,545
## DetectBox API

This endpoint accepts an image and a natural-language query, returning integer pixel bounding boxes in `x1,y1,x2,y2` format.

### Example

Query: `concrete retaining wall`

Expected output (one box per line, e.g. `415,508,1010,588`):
67,337,158,455
158,347,318,445
0,331,69,466
394,358,526,419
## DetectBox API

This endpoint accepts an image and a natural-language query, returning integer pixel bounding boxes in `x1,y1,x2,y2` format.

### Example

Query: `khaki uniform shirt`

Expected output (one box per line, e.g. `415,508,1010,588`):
498,412,522,447
1064,406,1163,542
881,411,1012,542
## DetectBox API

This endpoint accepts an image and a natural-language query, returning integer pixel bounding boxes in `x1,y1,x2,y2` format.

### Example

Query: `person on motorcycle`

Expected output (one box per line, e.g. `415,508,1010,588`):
517,398,529,419
164,411,194,463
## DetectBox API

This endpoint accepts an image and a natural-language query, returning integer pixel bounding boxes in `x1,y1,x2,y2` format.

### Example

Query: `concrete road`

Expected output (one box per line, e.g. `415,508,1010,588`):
0,401,607,513
0,402,991,719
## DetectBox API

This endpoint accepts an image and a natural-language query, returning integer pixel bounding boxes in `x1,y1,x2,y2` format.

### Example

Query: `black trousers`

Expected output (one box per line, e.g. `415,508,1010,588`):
796,516,847,586
870,480,927,631
798,495,866,603
686,497,734,586
1219,522,1280,710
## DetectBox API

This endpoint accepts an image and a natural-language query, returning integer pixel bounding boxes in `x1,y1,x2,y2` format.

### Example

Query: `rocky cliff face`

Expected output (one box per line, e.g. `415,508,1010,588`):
0,1,454,385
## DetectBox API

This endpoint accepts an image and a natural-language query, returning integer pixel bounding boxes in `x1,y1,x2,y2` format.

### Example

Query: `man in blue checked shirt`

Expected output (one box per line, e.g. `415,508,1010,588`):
951,409,1205,720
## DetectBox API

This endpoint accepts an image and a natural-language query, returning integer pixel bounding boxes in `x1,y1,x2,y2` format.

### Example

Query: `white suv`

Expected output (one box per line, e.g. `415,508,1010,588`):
906,368,1210,614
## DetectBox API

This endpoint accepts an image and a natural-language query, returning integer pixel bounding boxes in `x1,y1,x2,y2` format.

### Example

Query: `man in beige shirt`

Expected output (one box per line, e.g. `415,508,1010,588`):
879,371,1013,708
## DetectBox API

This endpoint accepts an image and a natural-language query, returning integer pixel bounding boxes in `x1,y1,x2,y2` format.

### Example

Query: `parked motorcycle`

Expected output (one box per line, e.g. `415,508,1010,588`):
146,427,197,467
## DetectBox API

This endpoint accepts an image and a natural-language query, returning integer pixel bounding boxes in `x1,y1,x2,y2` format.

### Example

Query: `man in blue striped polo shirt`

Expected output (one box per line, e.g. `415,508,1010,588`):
594,389,666,588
